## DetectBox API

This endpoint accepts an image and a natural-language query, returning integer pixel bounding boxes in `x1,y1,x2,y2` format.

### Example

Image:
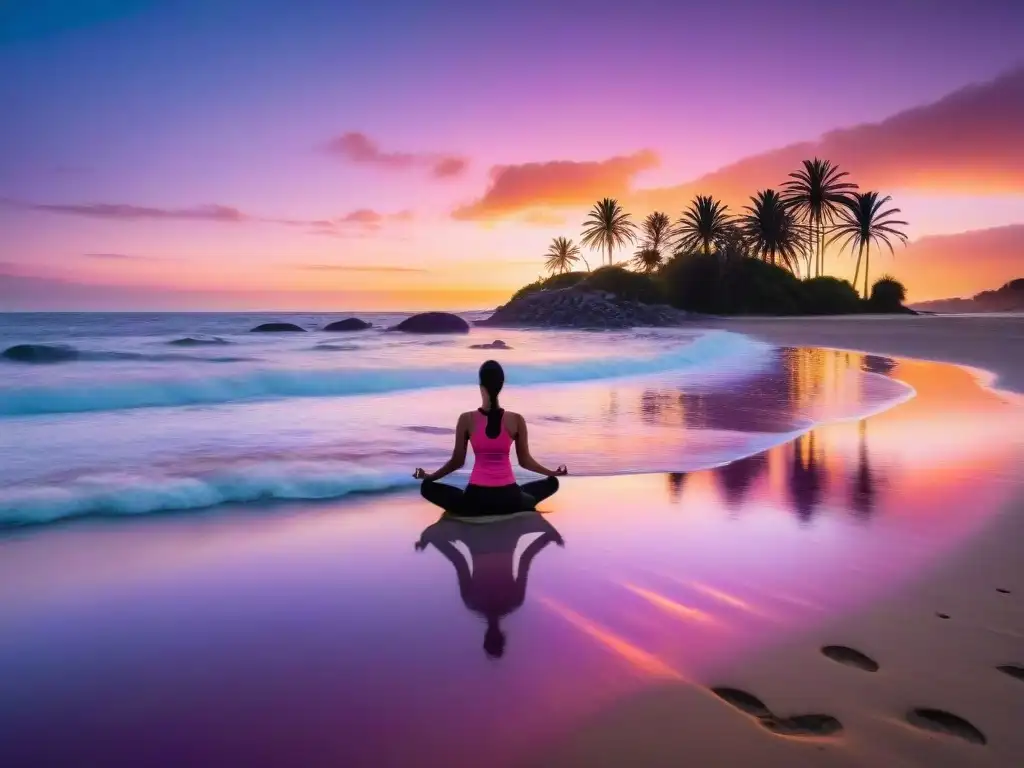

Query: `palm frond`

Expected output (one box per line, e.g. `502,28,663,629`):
672,195,732,256
580,198,637,266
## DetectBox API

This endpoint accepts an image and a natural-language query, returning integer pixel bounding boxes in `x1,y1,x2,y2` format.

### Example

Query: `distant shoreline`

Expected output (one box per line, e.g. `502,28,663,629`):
700,314,1024,397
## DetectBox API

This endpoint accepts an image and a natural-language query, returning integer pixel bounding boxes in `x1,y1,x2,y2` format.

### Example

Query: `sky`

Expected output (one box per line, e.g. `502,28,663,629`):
1,0,1022,310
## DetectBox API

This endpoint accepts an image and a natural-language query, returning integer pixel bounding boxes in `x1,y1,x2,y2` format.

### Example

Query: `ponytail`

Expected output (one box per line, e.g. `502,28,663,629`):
478,360,505,439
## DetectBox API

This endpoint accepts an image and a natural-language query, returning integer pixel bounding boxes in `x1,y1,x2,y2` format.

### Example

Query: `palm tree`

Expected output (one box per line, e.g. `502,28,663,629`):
581,198,636,267
632,248,663,273
544,236,581,275
740,189,801,271
631,211,671,272
782,158,857,277
672,195,731,256
827,192,909,298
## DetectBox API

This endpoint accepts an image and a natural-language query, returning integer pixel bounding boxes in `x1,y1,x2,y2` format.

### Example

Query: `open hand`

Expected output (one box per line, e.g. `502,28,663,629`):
554,465,568,476
414,539,427,552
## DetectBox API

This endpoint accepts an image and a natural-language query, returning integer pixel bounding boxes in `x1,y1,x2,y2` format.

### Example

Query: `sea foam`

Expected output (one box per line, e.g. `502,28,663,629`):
0,330,772,417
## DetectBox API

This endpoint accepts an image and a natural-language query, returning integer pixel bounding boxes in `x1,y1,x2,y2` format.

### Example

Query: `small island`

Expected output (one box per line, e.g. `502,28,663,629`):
480,158,916,327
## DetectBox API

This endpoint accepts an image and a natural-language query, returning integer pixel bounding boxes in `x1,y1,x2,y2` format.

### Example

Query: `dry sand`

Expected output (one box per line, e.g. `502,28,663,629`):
536,315,1024,767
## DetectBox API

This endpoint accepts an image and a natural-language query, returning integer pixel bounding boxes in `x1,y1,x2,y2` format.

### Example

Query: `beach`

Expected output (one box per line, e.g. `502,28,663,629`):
1,314,1022,767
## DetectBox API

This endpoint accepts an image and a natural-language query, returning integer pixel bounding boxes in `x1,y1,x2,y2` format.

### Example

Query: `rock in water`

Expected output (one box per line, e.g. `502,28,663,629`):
324,318,372,332
2,344,80,363
168,336,230,346
249,322,306,333
470,340,512,350
391,312,470,334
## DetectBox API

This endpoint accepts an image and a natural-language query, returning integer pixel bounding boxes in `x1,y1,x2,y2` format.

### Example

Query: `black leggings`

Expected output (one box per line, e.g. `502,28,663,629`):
420,477,559,517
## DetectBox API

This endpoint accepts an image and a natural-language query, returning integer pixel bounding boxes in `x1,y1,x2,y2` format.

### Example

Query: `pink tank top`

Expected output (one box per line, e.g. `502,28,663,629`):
468,410,516,486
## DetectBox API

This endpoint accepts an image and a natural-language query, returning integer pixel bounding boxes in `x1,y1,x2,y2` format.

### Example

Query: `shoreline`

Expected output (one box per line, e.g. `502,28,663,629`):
699,314,1024,397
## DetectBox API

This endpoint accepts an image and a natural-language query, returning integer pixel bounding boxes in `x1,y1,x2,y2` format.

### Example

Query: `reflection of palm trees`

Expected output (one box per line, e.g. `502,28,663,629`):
787,432,825,523
714,453,768,509
862,354,896,375
416,513,563,659
850,419,879,519
667,472,687,503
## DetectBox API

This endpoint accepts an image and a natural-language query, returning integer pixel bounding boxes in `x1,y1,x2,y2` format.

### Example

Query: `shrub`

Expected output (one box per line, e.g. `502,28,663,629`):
869,275,908,312
580,265,666,304
509,271,587,302
800,276,863,315
660,253,803,315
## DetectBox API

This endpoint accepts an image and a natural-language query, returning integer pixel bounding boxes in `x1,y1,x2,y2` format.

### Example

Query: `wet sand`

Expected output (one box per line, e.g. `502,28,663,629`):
1,341,1022,767
702,314,1024,397
537,316,1024,767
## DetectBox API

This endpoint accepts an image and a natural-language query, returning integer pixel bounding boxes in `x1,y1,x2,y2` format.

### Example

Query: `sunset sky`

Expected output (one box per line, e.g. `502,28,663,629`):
1,0,1022,310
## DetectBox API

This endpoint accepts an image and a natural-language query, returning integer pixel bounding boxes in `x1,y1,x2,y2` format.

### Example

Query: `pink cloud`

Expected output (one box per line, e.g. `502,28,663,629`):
452,150,659,221
325,131,468,179
632,66,1024,212
302,208,414,238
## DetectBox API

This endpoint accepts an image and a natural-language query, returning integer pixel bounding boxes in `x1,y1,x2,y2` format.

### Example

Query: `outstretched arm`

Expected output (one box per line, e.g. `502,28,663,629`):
514,415,567,478
414,413,470,482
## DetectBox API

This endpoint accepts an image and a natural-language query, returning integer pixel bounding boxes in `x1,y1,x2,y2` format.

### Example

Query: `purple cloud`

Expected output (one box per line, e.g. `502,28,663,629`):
325,131,468,179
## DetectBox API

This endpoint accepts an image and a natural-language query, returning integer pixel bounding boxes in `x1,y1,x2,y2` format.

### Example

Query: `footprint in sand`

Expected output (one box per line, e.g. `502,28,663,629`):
711,688,772,718
996,588,1011,594
936,612,951,619
997,664,1024,682
821,645,879,672
711,687,843,738
906,708,986,745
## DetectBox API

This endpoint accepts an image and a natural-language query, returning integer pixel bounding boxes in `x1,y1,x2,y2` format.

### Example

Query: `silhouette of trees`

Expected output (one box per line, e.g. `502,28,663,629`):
581,198,637,267
672,195,733,256
782,158,857,278
740,189,801,271
828,192,909,297
544,236,582,275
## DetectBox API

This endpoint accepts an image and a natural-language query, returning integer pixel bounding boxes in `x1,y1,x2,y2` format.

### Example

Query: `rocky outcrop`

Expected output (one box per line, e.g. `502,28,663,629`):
324,318,372,332
2,344,79,363
391,312,470,334
478,287,691,329
911,277,1024,314
250,322,306,333
470,340,512,350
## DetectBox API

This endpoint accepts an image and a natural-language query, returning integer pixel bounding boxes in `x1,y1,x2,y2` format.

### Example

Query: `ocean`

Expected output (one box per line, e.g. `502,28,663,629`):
0,312,913,526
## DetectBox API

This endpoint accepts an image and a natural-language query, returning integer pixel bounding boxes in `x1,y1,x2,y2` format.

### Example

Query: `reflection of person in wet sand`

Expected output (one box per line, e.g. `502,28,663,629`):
416,512,564,658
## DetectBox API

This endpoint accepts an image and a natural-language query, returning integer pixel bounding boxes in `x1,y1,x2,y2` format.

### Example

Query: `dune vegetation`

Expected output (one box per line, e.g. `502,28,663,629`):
529,157,911,315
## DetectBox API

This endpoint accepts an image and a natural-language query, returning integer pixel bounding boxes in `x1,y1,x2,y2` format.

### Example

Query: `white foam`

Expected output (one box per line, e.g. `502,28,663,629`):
0,330,772,417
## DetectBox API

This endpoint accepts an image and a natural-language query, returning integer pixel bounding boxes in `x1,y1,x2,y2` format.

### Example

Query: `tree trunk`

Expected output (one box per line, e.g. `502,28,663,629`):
852,241,863,293
863,241,871,299
607,241,612,267
818,226,825,277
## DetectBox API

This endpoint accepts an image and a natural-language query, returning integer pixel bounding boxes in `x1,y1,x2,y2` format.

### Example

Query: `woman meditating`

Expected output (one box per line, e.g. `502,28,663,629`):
414,360,566,516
